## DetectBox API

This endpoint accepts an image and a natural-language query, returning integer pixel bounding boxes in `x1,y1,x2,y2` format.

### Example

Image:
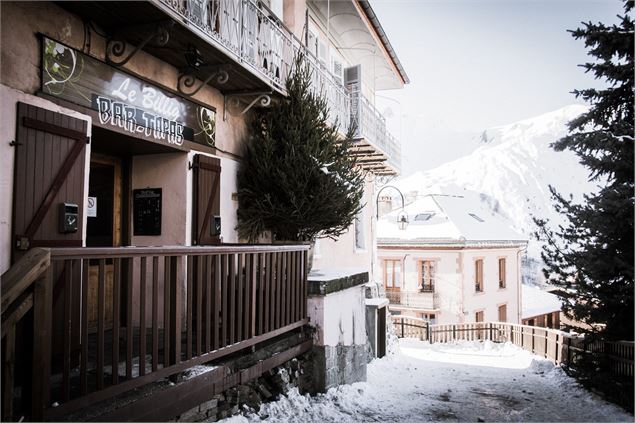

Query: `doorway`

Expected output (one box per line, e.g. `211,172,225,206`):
87,154,123,329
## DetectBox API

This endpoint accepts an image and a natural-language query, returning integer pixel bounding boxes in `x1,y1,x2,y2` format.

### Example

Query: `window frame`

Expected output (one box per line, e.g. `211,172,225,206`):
383,259,402,291
498,303,507,322
474,258,484,293
498,257,506,289
417,259,437,293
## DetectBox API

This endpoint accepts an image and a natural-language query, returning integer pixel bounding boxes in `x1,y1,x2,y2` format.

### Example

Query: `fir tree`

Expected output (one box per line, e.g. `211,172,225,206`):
236,55,365,242
534,1,634,340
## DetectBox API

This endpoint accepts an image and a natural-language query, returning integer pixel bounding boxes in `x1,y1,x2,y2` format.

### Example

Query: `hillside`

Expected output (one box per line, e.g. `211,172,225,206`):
393,105,595,285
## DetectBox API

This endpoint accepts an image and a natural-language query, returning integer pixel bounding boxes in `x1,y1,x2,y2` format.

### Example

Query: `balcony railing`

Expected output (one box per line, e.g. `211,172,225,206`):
158,0,400,174
385,290,438,310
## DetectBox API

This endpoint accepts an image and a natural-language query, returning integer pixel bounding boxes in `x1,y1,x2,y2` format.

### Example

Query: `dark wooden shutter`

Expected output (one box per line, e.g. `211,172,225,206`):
192,154,221,245
12,102,89,261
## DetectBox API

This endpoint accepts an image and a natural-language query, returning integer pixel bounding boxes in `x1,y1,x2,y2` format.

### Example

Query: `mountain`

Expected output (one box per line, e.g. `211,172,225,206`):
393,105,595,285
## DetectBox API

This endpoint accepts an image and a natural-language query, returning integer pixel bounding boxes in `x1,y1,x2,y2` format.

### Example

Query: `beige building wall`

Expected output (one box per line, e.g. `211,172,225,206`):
378,246,523,325
461,248,522,324
312,175,376,280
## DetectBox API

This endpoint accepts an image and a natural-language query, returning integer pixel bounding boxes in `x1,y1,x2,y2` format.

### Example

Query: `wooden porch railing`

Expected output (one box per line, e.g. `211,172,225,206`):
2,244,310,421
1,248,51,421
391,317,634,378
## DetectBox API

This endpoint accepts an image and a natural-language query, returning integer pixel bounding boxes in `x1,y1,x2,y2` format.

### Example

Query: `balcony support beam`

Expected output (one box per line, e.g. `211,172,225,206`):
106,21,174,67
223,92,272,120
177,65,230,97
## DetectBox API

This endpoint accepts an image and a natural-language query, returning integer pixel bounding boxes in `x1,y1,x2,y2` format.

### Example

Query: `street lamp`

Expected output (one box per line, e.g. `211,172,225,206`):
376,185,409,230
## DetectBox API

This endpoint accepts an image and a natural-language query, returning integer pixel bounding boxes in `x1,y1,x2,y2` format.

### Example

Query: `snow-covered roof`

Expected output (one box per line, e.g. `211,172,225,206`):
378,191,528,246
522,285,562,319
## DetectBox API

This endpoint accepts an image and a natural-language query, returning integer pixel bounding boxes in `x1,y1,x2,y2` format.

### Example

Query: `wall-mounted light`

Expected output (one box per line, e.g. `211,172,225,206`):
397,210,409,231
376,185,408,230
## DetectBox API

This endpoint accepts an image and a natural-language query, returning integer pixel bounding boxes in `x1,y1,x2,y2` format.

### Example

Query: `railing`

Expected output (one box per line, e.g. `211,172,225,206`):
157,0,400,173
385,290,437,309
305,53,350,133
1,248,51,421
390,318,634,379
392,315,428,341
159,0,294,92
384,132,402,173
2,244,309,420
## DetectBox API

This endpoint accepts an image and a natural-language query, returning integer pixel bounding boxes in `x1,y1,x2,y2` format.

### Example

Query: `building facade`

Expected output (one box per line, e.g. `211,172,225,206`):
378,193,527,325
0,1,407,420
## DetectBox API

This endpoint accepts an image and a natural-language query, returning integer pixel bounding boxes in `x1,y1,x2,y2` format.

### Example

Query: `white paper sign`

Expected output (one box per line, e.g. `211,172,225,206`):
87,197,97,218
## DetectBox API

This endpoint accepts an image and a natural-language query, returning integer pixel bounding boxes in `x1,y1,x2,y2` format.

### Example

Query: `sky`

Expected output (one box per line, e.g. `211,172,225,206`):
370,0,626,175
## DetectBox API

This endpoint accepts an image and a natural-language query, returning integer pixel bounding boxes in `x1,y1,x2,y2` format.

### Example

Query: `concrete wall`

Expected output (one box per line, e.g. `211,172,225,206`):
306,282,368,393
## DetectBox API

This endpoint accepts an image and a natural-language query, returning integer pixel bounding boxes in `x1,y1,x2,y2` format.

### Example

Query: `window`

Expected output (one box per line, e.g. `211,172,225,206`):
475,259,483,292
384,260,402,290
498,258,506,288
475,310,484,323
419,260,436,292
414,213,434,222
354,212,365,250
469,213,484,222
498,304,507,322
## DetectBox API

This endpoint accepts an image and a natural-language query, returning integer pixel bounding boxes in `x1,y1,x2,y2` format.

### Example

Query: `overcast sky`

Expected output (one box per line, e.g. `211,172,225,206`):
371,0,625,175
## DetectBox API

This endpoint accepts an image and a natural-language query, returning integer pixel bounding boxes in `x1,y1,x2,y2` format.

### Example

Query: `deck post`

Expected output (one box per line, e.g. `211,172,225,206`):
31,268,52,420
169,256,182,371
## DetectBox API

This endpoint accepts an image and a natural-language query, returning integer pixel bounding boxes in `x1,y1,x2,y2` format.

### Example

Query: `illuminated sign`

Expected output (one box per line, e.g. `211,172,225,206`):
41,37,216,147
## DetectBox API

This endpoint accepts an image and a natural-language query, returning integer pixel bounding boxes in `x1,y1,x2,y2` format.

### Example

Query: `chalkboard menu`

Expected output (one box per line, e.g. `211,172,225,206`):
133,188,162,236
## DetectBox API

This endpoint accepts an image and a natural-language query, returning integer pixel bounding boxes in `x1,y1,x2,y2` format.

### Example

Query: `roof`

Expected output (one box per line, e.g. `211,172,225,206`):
357,0,410,84
377,192,528,246
522,285,562,319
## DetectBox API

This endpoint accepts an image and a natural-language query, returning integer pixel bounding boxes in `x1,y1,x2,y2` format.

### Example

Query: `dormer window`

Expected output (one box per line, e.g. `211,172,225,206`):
414,213,435,222
469,213,484,222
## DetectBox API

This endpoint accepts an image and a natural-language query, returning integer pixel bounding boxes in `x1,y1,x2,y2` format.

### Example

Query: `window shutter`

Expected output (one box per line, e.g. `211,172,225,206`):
191,154,221,245
11,102,89,261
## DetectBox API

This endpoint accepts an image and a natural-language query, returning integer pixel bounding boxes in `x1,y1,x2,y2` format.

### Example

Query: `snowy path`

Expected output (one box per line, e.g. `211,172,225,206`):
222,339,632,423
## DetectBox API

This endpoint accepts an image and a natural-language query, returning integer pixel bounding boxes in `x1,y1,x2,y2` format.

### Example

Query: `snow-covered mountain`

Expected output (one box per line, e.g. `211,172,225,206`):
393,105,595,285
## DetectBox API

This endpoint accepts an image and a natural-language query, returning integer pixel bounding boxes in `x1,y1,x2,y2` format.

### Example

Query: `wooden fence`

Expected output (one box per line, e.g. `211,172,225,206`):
391,316,634,379
2,244,309,421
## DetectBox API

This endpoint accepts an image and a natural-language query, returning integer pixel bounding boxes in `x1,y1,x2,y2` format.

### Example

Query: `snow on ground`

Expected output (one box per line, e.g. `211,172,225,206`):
222,339,632,423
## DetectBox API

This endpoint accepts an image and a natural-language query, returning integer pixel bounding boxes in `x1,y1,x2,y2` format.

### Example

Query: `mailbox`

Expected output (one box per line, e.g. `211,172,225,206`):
212,215,221,236
59,203,79,233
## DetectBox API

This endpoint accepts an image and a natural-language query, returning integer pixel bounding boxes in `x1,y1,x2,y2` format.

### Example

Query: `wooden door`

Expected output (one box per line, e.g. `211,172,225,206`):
86,155,122,330
11,102,89,260
192,154,221,245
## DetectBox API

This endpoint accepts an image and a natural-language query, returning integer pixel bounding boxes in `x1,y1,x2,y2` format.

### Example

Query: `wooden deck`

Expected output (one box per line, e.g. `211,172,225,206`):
2,244,311,421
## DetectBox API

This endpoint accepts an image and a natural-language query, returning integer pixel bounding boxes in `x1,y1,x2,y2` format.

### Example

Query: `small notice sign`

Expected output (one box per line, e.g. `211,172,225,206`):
87,196,97,218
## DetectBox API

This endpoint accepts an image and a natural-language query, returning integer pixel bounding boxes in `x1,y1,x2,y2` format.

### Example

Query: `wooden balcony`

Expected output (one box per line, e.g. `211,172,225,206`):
1,244,310,421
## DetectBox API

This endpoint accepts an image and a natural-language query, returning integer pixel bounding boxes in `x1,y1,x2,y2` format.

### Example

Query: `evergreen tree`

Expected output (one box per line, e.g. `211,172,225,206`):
236,55,365,242
535,1,634,340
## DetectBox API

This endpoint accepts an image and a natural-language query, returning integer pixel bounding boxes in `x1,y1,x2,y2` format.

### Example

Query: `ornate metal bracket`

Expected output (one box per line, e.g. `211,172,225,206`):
177,66,230,98
106,22,173,66
224,92,272,120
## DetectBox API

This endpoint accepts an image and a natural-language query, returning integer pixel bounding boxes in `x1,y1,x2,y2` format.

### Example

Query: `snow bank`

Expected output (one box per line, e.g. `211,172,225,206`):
220,339,631,423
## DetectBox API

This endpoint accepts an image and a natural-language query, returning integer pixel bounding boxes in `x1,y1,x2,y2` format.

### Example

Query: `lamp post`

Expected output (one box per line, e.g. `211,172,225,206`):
376,185,409,230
